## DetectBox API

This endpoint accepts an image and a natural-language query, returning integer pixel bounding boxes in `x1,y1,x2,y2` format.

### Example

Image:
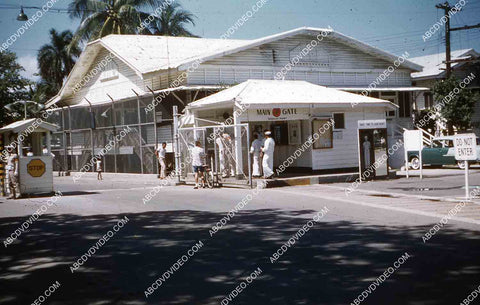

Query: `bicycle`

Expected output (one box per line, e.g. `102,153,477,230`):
203,165,215,189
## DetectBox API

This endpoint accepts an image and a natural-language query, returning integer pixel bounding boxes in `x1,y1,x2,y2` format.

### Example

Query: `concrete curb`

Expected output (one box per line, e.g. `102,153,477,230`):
256,173,360,189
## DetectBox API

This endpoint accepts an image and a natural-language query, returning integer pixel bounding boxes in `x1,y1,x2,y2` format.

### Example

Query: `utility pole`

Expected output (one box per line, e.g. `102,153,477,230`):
436,2,453,78
436,1,480,78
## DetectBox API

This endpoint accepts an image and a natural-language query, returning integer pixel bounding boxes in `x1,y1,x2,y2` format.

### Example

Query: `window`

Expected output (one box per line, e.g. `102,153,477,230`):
270,122,289,145
398,92,411,118
312,119,333,149
333,113,345,129
424,92,433,109
100,59,119,81
381,92,397,118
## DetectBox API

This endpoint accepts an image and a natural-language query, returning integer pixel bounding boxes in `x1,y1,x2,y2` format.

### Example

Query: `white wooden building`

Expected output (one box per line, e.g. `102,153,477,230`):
187,80,396,172
46,27,426,173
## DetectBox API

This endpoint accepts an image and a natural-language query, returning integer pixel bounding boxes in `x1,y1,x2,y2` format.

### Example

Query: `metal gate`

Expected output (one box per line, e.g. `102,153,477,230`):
176,124,251,186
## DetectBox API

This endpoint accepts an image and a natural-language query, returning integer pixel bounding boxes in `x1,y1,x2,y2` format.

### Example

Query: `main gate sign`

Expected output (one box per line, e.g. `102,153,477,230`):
248,108,310,121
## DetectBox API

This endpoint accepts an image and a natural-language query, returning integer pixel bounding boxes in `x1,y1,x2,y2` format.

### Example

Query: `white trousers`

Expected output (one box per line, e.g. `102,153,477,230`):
262,153,274,178
159,157,166,178
219,150,226,175
252,153,261,176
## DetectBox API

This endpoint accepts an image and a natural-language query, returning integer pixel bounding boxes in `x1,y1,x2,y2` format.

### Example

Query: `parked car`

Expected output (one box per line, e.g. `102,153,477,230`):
407,136,480,169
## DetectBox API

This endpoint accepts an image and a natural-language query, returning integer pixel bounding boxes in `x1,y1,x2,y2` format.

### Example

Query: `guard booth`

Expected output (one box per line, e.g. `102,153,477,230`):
0,119,58,196
357,119,389,180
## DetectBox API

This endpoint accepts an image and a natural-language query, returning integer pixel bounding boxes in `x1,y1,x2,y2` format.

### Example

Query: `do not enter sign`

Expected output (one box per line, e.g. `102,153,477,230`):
27,159,46,177
454,134,477,161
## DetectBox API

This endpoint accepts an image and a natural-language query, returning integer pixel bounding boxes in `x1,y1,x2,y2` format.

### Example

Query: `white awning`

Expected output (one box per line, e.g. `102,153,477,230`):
329,86,430,92
188,80,398,110
49,85,227,108
0,118,59,134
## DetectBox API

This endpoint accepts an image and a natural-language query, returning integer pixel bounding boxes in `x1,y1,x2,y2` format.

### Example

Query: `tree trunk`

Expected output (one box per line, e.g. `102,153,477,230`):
447,122,454,135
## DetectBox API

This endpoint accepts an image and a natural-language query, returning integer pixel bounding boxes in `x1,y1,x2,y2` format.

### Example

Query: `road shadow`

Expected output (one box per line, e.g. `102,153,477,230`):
0,209,479,305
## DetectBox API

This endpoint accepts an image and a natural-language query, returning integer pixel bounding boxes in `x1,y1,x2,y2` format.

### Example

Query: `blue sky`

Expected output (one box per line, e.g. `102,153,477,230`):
1,0,480,81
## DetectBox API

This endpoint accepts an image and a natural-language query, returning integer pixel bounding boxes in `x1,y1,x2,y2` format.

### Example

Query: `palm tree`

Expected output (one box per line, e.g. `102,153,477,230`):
37,29,81,92
68,0,168,44
149,2,196,36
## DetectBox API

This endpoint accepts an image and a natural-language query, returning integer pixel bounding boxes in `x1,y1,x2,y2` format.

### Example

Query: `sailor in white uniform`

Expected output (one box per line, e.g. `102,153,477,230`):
261,131,275,179
5,146,19,199
216,135,227,177
250,133,263,177
223,133,236,177
363,136,371,168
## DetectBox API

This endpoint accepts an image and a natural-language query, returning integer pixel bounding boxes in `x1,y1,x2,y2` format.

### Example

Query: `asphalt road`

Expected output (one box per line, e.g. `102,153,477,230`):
0,176,479,305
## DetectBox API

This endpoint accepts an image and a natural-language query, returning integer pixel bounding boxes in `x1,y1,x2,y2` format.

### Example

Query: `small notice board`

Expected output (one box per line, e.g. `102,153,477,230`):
453,133,477,200
454,134,477,161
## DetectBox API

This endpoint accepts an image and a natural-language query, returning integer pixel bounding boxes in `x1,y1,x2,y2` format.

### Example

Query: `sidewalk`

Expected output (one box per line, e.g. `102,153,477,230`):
278,184,480,224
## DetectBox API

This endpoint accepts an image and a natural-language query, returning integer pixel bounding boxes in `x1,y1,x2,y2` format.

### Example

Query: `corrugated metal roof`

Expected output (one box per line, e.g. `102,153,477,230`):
330,86,430,92
48,27,423,107
188,80,397,110
96,27,422,74
0,118,58,133
410,49,479,80
100,35,251,74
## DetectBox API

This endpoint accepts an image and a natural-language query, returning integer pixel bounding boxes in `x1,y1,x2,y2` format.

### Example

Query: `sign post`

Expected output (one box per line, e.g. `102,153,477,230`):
403,130,423,179
454,133,477,200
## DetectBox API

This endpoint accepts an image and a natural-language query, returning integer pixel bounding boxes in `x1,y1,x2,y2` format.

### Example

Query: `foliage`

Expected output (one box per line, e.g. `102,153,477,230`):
68,0,196,45
0,51,31,125
433,76,479,133
38,29,80,93
149,2,196,36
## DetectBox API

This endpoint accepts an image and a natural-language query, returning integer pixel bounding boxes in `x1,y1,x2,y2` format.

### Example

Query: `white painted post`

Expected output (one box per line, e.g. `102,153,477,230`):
233,107,243,178
465,161,469,200
358,129,363,182
173,106,180,183
46,132,52,155
404,146,409,179
419,134,423,180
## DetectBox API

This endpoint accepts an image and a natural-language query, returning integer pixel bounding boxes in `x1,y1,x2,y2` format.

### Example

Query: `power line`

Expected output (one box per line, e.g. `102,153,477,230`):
0,5,95,13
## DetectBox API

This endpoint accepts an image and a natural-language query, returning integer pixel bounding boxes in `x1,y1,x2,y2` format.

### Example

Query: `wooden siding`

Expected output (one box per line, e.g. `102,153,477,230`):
310,108,386,170
69,49,144,104
188,34,412,87
67,49,186,105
